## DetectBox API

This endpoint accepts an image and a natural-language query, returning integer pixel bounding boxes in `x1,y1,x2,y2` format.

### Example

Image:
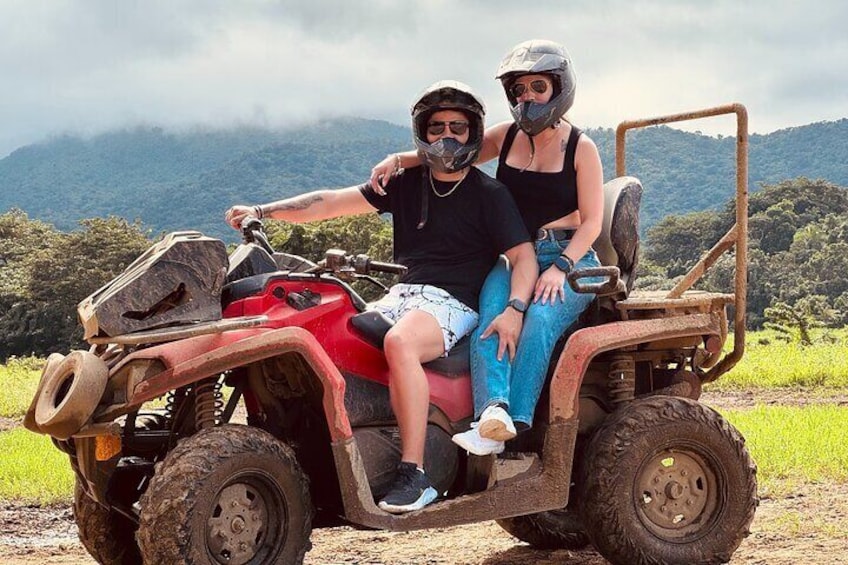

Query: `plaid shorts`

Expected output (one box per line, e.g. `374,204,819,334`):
369,284,479,355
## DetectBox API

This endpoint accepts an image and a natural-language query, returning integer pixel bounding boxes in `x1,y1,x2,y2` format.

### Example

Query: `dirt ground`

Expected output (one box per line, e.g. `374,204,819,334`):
2,390,847,564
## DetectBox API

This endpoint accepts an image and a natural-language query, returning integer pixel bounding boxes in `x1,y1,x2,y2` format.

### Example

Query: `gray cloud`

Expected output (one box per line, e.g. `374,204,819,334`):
1,0,846,157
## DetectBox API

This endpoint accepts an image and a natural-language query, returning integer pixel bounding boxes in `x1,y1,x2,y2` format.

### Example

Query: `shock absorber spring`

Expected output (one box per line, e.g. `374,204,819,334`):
165,386,189,428
195,377,223,430
608,354,636,408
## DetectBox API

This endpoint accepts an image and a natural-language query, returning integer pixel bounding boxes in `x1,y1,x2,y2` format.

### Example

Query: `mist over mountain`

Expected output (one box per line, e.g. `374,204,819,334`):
1,117,846,239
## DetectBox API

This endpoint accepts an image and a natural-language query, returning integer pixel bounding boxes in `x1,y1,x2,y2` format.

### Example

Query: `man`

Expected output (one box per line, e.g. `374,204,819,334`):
225,80,536,513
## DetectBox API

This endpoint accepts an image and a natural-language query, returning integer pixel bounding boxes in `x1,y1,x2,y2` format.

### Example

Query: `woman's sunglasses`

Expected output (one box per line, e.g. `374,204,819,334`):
426,120,470,136
508,79,550,98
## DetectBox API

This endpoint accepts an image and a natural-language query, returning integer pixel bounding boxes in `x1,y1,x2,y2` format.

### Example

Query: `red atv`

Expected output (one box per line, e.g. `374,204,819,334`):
25,105,757,565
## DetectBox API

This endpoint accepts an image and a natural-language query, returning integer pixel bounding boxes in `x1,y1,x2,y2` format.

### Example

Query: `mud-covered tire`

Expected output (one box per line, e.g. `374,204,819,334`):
73,480,142,565
579,396,758,565
497,508,590,550
137,424,313,565
34,350,108,440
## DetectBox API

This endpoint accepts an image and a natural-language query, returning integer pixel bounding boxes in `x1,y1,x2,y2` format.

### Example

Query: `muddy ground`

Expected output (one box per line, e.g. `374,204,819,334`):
2,391,846,564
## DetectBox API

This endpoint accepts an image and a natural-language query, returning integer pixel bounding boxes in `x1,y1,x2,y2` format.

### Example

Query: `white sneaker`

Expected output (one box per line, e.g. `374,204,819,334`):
477,405,517,441
452,425,505,456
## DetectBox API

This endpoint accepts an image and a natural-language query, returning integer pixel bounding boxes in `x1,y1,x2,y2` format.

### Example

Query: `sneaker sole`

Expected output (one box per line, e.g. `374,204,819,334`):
478,419,517,441
451,433,505,456
378,486,438,514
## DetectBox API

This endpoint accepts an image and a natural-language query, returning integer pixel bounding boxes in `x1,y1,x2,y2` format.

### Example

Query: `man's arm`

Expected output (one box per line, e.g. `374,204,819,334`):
480,241,538,361
226,186,377,229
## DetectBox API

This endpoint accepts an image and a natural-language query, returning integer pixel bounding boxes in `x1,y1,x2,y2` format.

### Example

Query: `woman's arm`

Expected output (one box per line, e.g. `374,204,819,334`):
533,135,604,304
367,121,513,193
562,135,604,261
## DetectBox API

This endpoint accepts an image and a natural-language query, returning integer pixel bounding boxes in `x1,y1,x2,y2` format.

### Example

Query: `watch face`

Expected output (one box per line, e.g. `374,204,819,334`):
508,299,527,313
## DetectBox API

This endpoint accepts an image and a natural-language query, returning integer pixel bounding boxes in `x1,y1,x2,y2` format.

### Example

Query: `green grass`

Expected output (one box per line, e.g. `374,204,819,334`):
0,428,75,504
709,328,848,390
0,356,42,419
722,405,848,496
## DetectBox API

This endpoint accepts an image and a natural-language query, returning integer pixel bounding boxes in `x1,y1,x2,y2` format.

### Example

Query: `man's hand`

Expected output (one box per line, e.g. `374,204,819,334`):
224,205,256,230
480,307,524,361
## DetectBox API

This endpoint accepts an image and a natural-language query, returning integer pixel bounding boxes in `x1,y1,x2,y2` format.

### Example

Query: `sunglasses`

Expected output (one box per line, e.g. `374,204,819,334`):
426,120,470,136
508,79,550,98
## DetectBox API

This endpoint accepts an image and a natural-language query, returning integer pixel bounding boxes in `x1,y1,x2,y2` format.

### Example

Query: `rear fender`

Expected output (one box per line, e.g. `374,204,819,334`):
548,312,723,426
104,327,352,440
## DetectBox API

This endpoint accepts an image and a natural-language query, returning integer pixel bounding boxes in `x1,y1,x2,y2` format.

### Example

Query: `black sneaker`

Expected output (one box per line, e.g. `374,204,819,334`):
378,462,439,514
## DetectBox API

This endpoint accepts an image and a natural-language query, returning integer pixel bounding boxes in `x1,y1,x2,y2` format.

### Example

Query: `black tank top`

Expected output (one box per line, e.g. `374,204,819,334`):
496,123,581,235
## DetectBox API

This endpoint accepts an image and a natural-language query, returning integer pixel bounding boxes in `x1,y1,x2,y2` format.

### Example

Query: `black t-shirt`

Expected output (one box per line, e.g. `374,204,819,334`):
359,166,529,310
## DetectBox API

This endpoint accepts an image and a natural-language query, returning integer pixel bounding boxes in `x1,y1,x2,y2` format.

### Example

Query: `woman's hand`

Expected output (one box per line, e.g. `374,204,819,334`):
533,265,567,305
369,154,401,195
224,205,255,230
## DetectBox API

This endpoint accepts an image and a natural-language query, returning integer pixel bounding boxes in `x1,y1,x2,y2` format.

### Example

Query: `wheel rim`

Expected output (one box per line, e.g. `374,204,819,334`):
206,471,288,565
634,446,722,542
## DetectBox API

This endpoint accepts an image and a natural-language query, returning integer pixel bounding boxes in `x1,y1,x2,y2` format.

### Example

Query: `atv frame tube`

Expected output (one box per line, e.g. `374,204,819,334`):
615,103,748,382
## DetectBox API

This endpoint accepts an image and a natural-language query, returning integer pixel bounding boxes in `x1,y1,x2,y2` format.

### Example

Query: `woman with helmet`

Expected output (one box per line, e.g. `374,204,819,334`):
226,80,535,512
369,39,604,456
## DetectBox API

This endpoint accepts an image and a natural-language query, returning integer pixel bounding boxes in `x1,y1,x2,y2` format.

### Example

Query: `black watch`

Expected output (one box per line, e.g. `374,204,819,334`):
553,254,574,274
507,298,527,314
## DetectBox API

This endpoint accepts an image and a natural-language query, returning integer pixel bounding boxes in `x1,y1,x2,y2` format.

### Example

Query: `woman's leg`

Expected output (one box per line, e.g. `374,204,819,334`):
509,246,601,427
469,256,513,419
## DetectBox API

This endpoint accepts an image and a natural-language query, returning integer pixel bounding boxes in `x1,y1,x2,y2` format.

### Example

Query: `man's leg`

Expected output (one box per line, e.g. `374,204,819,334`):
382,309,445,466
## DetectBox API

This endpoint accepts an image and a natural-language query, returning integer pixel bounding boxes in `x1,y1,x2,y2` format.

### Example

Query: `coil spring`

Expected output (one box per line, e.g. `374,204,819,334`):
165,387,190,428
195,377,223,430
608,354,636,407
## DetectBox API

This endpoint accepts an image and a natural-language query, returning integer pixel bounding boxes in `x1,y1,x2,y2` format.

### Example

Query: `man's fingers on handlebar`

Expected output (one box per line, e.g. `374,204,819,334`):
225,206,250,230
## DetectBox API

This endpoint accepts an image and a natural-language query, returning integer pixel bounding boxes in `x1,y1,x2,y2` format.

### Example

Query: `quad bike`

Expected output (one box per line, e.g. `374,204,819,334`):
24,104,757,565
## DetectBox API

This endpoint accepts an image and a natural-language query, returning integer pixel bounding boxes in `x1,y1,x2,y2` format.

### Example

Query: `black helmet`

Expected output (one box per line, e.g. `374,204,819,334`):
495,39,576,136
411,80,485,173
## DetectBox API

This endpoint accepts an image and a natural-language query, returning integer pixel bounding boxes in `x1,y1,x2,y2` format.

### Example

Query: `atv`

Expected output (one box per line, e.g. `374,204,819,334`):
25,104,757,565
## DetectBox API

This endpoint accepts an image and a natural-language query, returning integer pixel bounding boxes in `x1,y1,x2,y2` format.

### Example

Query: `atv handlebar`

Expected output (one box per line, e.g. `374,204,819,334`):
240,216,276,256
323,249,408,276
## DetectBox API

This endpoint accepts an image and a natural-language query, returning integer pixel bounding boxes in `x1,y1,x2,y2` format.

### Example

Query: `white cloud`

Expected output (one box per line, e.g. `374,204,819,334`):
1,0,846,156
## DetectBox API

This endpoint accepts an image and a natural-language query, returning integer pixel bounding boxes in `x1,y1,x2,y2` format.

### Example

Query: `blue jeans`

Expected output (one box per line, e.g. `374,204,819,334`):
470,239,601,427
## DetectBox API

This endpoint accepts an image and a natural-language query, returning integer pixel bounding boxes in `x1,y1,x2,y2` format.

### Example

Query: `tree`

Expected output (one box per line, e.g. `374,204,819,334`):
0,215,151,359
764,295,838,345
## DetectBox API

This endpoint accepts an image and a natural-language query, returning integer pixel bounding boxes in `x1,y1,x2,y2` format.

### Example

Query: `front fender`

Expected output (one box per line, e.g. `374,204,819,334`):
107,327,352,440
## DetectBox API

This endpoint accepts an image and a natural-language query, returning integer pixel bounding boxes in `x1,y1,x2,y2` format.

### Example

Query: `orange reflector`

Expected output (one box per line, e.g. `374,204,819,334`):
95,435,122,461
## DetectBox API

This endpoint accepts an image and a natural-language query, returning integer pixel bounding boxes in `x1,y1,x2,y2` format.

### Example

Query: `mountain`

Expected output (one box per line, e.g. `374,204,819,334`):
2,117,847,239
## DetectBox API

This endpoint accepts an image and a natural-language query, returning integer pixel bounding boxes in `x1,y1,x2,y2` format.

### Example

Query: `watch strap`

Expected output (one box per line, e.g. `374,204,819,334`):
507,298,527,314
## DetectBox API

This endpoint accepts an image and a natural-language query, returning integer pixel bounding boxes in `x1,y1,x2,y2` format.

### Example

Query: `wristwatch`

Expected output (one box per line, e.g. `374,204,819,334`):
507,298,527,314
553,254,574,274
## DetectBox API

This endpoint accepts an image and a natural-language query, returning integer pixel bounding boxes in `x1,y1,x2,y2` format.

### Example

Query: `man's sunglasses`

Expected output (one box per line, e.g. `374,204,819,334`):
426,120,470,136
508,79,550,98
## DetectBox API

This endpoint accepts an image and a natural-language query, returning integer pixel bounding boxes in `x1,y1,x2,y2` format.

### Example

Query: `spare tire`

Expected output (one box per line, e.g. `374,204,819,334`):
35,350,109,440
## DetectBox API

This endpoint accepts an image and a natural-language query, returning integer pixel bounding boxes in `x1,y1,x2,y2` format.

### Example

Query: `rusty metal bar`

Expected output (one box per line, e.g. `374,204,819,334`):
668,225,737,298
615,103,748,378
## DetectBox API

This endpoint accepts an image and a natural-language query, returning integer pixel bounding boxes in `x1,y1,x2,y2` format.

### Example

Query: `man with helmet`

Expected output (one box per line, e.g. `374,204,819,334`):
226,80,536,513
370,39,604,457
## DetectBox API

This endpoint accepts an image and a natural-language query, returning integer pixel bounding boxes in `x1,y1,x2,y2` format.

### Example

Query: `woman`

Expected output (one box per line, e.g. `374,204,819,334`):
370,39,604,455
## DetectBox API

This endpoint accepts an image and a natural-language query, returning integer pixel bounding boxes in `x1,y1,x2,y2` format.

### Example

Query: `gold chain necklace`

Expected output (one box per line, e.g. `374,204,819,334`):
430,169,468,198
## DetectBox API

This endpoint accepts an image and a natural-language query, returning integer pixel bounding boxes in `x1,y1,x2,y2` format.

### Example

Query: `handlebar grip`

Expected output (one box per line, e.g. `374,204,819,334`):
567,266,625,296
368,260,408,276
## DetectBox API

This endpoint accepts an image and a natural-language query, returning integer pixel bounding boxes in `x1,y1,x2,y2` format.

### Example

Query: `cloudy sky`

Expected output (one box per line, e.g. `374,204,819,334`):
1,0,846,157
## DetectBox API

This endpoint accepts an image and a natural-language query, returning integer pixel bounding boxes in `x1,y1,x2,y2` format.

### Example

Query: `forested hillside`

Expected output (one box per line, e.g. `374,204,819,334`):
2,118,847,239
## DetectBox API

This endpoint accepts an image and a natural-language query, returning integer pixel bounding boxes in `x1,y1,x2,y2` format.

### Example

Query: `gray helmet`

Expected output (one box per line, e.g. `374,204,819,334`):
495,39,576,136
411,80,485,173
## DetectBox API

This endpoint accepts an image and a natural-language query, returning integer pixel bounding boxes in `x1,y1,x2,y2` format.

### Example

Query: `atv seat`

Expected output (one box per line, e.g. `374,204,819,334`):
350,310,470,376
593,176,643,302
